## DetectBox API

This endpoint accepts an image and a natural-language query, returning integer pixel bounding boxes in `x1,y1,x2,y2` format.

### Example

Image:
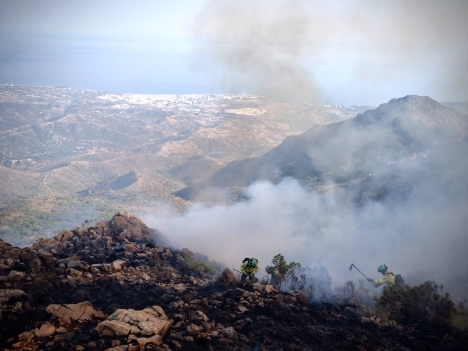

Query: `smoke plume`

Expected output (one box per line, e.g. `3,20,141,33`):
194,0,468,103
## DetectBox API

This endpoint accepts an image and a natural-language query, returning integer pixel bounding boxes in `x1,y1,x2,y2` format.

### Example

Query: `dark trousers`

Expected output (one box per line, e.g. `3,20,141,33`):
241,273,256,283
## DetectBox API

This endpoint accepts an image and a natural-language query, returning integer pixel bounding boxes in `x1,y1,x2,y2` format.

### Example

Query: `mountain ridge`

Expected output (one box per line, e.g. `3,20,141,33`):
177,95,468,202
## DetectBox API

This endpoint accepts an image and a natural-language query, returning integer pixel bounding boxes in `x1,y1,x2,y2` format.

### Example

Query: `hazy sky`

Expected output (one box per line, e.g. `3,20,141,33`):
1,0,467,104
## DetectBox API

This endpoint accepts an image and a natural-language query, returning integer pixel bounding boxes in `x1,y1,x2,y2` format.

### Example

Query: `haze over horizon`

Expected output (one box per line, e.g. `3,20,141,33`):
1,0,467,105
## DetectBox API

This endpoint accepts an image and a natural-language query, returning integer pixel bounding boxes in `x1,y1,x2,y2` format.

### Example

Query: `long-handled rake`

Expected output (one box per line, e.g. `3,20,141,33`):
349,263,370,280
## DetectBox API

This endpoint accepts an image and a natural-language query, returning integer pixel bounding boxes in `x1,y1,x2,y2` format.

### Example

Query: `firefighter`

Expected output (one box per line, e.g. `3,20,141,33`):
240,258,259,283
367,264,395,288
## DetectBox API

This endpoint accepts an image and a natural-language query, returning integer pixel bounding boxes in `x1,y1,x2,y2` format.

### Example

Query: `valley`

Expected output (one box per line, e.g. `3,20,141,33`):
0,85,373,245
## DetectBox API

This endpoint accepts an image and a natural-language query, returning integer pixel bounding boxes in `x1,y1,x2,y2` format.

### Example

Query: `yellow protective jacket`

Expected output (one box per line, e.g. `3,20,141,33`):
240,261,258,275
373,271,395,288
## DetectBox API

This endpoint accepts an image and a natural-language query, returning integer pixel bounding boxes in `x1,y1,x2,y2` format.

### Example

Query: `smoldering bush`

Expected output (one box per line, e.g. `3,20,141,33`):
279,265,333,301
375,281,456,324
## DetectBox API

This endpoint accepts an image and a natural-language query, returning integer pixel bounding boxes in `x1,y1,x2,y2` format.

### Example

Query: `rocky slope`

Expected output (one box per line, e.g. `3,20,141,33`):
1,213,467,350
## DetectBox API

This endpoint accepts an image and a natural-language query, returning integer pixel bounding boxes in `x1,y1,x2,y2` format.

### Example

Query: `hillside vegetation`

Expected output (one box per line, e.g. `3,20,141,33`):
0,85,372,245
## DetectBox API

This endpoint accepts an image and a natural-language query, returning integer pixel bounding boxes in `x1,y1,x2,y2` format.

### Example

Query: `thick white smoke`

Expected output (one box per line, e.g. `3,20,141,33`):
143,172,468,295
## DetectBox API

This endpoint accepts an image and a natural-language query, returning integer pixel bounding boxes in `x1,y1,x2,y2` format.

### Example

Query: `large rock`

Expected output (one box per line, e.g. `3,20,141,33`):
34,322,56,338
218,268,238,286
46,301,105,322
109,212,155,243
96,305,170,342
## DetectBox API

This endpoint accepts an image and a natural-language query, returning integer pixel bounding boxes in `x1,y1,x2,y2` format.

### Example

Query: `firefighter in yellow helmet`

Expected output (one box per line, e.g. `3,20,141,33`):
367,264,395,288
240,258,259,283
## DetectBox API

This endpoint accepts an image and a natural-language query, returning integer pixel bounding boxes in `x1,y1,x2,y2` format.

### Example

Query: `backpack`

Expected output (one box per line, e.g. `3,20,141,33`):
242,258,253,266
394,274,405,286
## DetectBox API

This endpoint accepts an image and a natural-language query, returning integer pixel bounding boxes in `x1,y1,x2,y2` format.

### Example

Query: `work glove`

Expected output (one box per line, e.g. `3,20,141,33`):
367,277,374,283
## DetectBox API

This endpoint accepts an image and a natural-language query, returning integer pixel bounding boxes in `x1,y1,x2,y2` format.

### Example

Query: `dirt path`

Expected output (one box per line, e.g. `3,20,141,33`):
42,172,56,197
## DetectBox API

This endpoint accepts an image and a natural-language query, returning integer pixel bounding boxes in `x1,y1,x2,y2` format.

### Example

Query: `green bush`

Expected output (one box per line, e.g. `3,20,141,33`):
451,310,468,332
187,261,217,276
376,281,456,325
177,248,221,277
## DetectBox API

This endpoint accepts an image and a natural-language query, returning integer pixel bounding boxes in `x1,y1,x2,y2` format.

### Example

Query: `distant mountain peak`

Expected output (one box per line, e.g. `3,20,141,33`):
390,95,438,105
376,95,468,134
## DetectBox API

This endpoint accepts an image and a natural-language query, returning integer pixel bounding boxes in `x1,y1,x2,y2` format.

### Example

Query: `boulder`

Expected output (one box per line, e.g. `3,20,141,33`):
46,301,105,322
34,322,56,338
218,268,238,286
109,213,154,243
96,305,170,343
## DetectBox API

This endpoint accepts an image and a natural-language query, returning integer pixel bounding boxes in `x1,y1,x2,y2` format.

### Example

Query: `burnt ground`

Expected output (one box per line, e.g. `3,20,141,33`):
1,213,467,351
